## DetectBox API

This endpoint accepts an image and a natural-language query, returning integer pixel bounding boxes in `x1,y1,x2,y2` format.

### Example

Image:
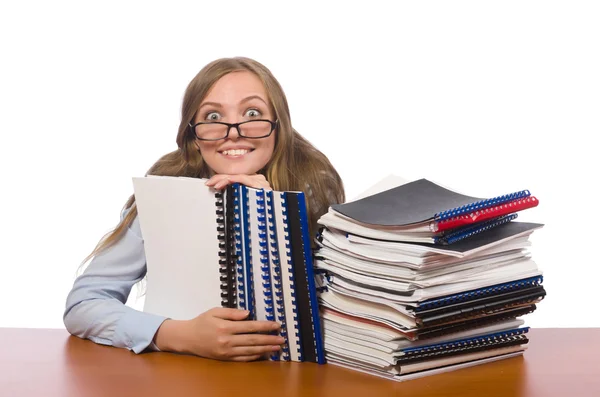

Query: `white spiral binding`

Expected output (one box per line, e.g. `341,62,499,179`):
246,187,266,322
256,189,275,321
265,190,290,361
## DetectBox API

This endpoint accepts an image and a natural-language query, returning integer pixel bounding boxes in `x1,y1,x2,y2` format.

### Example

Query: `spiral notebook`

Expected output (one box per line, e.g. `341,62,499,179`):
132,176,324,364
319,178,539,242
318,275,544,340
325,327,529,381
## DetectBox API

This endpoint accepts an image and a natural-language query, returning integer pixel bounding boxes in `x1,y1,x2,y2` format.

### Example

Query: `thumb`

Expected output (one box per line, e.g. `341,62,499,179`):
209,307,250,321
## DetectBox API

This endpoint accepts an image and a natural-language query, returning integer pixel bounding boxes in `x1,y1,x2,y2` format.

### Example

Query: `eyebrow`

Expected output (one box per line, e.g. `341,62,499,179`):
240,95,268,106
198,95,269,111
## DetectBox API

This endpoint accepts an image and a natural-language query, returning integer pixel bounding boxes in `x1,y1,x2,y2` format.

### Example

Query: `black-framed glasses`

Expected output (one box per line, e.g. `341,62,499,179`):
189,119,278,141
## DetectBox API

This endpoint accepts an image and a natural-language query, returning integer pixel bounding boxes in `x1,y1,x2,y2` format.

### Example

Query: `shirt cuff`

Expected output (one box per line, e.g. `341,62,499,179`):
146,341,162,352
114,308,168,354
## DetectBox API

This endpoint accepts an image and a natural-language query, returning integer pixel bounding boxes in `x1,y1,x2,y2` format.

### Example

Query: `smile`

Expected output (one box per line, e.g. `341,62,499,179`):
219,148,254,157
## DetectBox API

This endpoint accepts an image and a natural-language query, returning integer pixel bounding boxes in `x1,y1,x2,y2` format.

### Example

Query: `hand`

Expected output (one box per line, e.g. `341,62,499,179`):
155,308,284,362
205,174,271,190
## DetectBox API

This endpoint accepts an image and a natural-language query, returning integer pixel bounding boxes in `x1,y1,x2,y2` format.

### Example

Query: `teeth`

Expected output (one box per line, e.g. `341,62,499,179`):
222,149,250,156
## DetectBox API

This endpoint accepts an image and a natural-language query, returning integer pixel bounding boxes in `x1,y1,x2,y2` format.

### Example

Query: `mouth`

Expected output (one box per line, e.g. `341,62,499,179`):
218,148,255,158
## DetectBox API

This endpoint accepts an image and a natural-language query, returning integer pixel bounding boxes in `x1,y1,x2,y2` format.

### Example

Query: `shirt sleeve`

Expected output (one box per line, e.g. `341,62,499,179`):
63,210,167,354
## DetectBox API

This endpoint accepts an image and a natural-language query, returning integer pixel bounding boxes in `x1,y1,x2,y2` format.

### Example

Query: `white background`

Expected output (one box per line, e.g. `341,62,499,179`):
1,1,598,329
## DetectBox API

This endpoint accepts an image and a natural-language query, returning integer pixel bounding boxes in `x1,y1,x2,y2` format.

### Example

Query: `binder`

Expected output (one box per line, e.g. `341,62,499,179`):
434,213,519,245
324,326,529,381
285,192,325,364
132,176,324,363
271,191,302,362
264,190,289,360
215,188,236,308
319,179,539,243
395,327,529,364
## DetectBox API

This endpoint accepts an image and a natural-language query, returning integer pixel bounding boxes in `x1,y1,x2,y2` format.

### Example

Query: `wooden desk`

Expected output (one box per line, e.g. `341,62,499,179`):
1,328,598,397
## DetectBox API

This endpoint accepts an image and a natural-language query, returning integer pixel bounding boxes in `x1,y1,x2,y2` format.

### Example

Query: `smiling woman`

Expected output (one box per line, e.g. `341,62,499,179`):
63,57,345,362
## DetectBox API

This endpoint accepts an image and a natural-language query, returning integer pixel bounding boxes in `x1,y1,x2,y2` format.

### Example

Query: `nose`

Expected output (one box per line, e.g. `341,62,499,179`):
227,124,241,140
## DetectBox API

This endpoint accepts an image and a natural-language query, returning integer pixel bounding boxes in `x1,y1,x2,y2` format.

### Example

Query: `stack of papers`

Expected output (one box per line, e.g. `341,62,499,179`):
315,176,545,381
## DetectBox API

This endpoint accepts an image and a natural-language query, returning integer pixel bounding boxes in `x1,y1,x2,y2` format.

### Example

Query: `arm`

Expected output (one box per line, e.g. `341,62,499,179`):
64,205,284,360
63,213,167,353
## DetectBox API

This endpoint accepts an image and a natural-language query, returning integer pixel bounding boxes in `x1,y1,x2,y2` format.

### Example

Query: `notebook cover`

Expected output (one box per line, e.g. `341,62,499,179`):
331,179,484,226
297,191,326,364
286,192,318,363
133,176,223,320
331,178,534,228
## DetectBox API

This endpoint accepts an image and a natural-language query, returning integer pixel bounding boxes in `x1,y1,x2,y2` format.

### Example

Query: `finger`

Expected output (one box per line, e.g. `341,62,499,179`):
213,177,234,190
209,307,250,321
251,174,272,190
230,354,263,362
216,174,269,190
228,344,281,356
247,175,270,190
229,333,285,347
228,319,281,334
205,174,231,187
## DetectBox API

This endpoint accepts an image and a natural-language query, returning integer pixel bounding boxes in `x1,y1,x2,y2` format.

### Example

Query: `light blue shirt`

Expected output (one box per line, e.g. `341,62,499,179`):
63,210,166,353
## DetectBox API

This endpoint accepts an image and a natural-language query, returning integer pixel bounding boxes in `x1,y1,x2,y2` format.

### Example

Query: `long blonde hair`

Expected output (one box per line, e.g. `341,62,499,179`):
83,57,345,265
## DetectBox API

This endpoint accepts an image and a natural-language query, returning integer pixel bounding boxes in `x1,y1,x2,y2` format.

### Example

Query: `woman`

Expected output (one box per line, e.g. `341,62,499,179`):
64,57,345,362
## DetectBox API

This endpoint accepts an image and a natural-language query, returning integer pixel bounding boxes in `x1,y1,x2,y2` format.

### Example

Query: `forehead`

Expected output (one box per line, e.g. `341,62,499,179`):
202,70,268,103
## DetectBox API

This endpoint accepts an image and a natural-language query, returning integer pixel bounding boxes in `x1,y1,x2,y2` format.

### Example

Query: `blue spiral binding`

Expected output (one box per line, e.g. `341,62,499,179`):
256,189,275,322
280,192,303,361
232,186,246,311
400,327,529,354
296,193,326,365
435,190,531,221
434,213,519,245
416,276,544,312
265,190,290,361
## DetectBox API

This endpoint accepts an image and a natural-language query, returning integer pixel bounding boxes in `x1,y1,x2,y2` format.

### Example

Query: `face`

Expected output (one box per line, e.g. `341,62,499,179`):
193,71,276,176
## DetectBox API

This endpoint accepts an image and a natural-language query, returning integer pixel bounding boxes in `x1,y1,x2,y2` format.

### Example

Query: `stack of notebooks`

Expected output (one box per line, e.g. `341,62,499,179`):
315,177,545,381
132,175,545,382
133,176,325,363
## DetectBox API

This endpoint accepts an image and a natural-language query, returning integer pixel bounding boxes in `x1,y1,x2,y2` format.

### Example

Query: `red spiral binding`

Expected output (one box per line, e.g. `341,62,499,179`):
434,196,539,233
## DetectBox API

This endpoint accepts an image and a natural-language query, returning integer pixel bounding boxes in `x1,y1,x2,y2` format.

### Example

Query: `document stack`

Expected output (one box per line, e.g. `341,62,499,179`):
315,177,545,381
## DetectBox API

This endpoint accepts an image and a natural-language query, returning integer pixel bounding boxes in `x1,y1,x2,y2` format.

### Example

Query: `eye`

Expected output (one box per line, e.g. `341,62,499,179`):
205,112,221,121
245,108,262,118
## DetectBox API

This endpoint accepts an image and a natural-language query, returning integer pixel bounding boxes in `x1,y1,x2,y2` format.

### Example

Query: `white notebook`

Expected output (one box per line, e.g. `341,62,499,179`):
133,176,223,320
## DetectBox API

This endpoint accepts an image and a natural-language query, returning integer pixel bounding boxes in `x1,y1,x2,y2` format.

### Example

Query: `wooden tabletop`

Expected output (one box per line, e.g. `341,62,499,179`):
1,328,599,397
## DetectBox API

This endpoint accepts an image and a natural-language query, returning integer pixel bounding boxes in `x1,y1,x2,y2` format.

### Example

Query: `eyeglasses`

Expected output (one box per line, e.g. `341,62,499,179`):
189,119,278,141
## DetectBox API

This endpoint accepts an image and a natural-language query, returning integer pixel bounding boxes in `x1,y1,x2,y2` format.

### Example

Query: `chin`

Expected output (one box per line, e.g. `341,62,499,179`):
213,162,263,176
